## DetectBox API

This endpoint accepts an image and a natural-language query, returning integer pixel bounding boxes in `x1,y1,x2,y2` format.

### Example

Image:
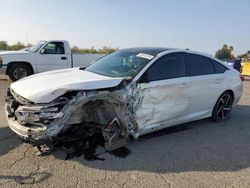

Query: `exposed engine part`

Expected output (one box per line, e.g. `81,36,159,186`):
102,117,127,151
5,88,136,152
105,138,127,151
14,97,68,126
102,117,120,143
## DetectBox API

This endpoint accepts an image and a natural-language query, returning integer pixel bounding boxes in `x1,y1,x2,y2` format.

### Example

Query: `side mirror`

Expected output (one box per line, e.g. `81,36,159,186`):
40,49,45,54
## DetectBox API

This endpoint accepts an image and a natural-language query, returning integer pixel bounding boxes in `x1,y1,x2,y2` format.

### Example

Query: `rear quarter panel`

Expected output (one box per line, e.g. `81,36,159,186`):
223,69,243,106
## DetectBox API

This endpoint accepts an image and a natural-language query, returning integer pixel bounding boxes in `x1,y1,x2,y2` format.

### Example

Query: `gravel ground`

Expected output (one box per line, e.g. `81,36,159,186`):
0,75,250,188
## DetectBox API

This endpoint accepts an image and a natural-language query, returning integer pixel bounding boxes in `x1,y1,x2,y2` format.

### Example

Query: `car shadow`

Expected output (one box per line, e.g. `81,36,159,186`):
51,104,250,173
0,126,21,156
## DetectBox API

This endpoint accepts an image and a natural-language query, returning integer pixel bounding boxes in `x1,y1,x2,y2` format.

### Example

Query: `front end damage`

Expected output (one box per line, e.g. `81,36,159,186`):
5,86,139,151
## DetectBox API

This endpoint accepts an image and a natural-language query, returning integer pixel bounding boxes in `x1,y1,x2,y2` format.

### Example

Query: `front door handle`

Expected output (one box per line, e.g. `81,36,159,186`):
61,57,67,60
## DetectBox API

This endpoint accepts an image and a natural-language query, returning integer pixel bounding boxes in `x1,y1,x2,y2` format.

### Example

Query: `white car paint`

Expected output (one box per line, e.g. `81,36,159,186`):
130,50,243,136
135,77,190,133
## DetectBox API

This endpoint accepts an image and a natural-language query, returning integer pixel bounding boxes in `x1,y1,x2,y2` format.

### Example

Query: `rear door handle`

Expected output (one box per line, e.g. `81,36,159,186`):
178,83,190,88
61,57,67,60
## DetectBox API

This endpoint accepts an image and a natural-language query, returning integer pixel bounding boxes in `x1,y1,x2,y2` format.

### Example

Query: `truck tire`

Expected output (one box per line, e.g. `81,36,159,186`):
8,63,33,81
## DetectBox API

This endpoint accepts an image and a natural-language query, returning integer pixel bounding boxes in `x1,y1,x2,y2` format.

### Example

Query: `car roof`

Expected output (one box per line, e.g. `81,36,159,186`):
118,47,218,62
119,47,176,56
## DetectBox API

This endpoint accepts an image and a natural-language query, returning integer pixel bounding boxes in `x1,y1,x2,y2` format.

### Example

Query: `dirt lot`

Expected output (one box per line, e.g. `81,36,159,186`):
0,75,250,188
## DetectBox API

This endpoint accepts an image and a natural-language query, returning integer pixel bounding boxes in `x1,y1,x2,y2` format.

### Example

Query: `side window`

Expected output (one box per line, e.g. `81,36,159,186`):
43,42,65,54
213,60,228,73
186,53,215,76
146,53,185,82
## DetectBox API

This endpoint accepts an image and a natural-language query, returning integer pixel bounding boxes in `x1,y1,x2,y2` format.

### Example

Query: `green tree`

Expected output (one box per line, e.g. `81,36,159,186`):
71,45,117,54
99,46,118,54
27,43,32,47
238,50,250,61
0,41,8,50
71,46,80,53
215,44,235,60
8,41,26,51
87,46,98,54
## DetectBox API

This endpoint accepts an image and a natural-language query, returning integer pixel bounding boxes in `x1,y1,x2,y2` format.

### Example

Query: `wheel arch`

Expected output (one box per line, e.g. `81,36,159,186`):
6,61,34,75
212,89,235,112
223,89,235,102
211,89,235,122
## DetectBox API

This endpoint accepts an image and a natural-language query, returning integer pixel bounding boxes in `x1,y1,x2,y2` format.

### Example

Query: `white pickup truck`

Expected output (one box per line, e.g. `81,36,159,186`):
0,40,105,81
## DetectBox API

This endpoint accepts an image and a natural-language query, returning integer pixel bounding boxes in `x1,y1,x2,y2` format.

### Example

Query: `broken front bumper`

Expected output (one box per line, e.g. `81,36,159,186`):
4,88,67,144
5,105,48,143
5,106,45,142
5,87,133,150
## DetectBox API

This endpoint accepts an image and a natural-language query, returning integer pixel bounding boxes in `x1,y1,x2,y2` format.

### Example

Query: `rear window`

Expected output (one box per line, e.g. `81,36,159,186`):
186,53,215,76
213,60,228,73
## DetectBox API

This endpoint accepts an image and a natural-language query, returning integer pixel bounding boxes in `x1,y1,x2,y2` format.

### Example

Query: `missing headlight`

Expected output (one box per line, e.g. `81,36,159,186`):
14,97,68,126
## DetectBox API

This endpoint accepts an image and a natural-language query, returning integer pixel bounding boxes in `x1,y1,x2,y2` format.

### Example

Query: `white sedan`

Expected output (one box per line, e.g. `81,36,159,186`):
5,48,243,151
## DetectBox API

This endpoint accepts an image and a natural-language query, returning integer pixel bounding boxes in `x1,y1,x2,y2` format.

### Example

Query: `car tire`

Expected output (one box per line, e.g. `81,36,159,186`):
211,91,234,122
8,63,33,81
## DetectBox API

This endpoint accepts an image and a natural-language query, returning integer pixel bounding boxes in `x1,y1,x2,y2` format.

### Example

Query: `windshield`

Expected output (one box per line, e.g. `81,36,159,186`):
28,41,47,53
85,50,155,78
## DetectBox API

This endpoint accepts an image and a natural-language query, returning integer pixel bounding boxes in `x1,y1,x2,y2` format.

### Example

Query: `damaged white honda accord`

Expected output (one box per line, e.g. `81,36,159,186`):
5,48,243,152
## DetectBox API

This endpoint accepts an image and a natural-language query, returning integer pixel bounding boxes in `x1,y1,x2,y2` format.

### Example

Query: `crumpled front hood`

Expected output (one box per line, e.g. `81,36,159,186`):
10,68,124,103
0,50,29,55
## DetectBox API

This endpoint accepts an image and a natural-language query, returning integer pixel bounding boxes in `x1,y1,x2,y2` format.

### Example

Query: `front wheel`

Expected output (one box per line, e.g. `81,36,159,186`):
8,63,33,81
211,92,234,122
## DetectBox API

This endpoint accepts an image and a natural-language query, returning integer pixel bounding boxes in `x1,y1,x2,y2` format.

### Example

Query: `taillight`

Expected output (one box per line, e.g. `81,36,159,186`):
240,75,244,81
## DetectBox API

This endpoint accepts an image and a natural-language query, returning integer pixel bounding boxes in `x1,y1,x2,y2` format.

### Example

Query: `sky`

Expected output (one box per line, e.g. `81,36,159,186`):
0,0,249,55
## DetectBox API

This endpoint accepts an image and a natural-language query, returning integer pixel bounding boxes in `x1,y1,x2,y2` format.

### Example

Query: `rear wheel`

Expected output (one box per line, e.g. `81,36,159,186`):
8,63,33,81
212,92,233,122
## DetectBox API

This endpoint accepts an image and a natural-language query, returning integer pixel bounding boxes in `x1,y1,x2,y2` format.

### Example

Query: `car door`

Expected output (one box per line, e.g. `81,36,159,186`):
135,52,190,133
185,52,227,118
35,42,69,73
